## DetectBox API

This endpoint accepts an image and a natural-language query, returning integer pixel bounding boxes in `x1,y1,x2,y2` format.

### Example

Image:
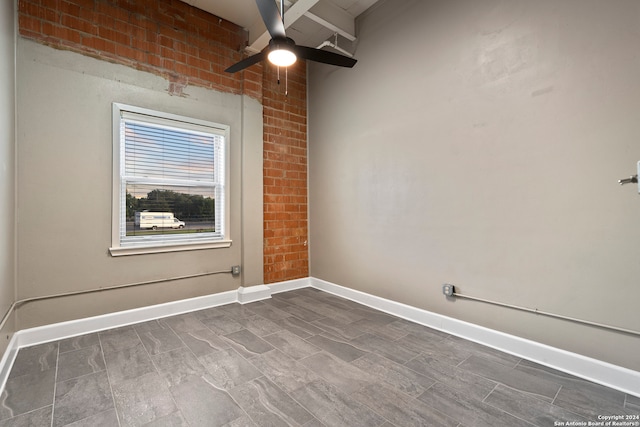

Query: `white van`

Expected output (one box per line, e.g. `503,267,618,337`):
135,212,185,230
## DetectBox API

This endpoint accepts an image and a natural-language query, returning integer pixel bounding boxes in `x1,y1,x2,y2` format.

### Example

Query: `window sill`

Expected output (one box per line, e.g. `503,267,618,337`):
109,240,232,257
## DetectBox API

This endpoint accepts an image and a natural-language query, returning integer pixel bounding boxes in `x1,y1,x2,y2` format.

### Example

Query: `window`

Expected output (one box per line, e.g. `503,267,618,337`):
110,103,230,256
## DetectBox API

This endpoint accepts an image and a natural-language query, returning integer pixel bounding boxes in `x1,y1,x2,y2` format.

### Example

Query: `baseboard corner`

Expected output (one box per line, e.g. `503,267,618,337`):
237,284,272,304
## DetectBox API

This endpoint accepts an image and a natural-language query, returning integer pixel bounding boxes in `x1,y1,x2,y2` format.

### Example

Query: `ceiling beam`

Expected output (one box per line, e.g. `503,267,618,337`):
247,0,320,53
304,1,356,41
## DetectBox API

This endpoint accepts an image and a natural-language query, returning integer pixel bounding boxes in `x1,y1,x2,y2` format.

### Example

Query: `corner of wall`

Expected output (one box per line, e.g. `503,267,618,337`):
0,0,17,362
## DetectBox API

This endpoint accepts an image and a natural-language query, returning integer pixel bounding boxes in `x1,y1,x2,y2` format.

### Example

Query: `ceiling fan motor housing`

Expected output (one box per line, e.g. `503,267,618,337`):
268,37,298,67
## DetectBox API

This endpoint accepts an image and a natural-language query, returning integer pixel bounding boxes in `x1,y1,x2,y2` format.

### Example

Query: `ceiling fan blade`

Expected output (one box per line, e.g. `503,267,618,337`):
294,45,357,68
256,0,286,40
225,51,267,73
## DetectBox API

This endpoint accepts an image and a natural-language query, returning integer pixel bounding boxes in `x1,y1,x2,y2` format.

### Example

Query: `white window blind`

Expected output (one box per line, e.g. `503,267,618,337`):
111,104,230,255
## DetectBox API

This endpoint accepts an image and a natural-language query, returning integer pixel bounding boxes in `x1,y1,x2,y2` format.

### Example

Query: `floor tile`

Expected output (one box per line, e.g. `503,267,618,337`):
56,345,105,382
53,371,114,427
273,316,324,338
229,376,315,426
311,317,365,340
418,381,535,427
176,328,229,357
98,326,141,354
515,359,600,388
243,301,291,322
199,314,245,335
353,382,458,427
627,394,640,411
142,410,189,427
198,348,261,390
213,303,257,320
305,333,366,362
271,291,299,300
224,414,258,426
260,296,292,310
0,369,55,419
291,379,386,427
249,349,320,393
396,333,470,366
151,346,207,387
553,381,631,418
0,405,52,427
8,343,57,379
387,318,449,341
349,332,418,364
405,353,497,401
235,314,282,337
446,336,521,368
222,329,274,358
1,288,635,427
138,326,184,356
58,333,100,354
112,372,177,426
458,355,561,402
299,351,377,394
275,301,325,323
351,352,436,397
262,330,321,360
351,318,410,341
63,409,119,427
515,359,630,417
133,319,166,333
161,312,207,334
169,375,244,427
483,384,586,426
347,307,398,326
288,296,362,324
103,342,155,384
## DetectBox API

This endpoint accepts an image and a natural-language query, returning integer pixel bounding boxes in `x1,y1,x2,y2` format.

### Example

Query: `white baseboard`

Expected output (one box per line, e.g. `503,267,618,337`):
14,289,239,349
0,288,240,393
237,285,272,304
309,277,640,398
0,333,19,396
1,277,638,400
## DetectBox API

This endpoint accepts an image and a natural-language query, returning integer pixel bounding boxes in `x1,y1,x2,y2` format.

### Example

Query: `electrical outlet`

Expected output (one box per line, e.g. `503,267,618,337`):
442,284,455,297
231,265,241,275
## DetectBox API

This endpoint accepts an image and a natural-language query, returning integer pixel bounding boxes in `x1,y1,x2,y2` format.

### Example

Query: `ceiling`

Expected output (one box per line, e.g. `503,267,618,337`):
179,0,380,56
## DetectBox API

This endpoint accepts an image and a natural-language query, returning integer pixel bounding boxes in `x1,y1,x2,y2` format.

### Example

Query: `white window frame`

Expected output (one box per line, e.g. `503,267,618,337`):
109,103,231,256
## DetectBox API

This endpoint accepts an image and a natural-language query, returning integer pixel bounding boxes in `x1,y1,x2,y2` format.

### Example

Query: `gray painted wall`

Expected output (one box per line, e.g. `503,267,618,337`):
0,0,16,352
16,40,263,329
308,0,640,370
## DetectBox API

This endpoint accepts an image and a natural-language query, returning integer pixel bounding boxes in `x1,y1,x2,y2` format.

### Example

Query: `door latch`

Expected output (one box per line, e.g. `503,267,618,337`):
618,175,638,185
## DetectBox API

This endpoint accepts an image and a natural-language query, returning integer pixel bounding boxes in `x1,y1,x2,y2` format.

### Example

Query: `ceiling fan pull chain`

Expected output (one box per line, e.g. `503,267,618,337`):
277,65,280,85
285,67,288,96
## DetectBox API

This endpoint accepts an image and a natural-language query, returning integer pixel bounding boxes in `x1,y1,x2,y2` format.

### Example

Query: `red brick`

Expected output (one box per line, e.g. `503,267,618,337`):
61,14,96,35
19,14,41,34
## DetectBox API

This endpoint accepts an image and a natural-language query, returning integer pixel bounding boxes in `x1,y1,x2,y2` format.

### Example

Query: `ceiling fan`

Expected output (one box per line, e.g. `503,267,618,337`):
225,0,357,73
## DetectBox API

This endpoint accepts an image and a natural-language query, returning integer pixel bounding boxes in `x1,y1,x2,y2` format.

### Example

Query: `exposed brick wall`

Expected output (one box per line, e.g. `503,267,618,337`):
18,0,257,96
18,0,308,282
263,64,309,283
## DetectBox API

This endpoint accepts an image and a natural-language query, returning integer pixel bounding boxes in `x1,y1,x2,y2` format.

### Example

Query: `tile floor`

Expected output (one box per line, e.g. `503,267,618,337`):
0,288,638,426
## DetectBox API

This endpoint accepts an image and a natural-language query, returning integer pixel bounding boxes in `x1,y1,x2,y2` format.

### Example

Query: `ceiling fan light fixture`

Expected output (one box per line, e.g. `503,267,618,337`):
224,1,357,74
268,48,297,67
